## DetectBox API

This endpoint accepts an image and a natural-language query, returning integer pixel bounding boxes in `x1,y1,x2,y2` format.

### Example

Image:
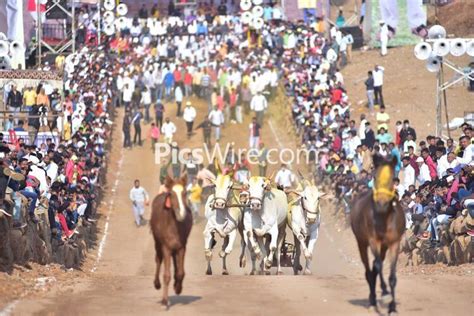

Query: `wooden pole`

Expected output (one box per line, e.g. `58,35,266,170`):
363,0,372,44
440,64,451,139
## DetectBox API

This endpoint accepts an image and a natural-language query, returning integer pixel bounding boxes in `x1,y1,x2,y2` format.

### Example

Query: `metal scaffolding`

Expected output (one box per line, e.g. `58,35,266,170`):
36,0,77,66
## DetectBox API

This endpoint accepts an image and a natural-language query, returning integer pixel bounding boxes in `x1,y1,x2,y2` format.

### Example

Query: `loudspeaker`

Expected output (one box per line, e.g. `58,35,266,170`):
428,25,446,39
340,26,364,49
103,10,115,26
103,0,115,11
103,24,116,36
450,39,466,57
433,39,450,57
466,40,474,57
117,3,128,16
0,41,9,57
414,42,432,60
241,11,252,25
0,56,11,70
240,0,252,11
426,56,441,73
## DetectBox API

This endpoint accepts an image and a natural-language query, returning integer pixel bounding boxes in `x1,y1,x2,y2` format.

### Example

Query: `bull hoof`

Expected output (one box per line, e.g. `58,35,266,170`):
303,269,312,275
174,282,183,295
239,256,246,268
154,279,161,290
367,306,378,313
265,259,272,270
263,270,271,276
161,298,169,308
219,250,225,258
206,267,212,275
249,270,256,275
381,294,391,305
222,270,229,275
277,270,284,275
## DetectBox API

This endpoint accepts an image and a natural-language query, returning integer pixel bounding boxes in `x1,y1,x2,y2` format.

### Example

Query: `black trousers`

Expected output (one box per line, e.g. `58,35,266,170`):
374,85,384,106
186,121,194,135
176,102,182,116
123,130,131,147
133,125,142,145
156,115,163,128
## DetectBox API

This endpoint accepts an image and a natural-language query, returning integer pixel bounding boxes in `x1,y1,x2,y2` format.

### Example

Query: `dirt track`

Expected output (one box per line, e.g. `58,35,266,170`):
8,77,472,315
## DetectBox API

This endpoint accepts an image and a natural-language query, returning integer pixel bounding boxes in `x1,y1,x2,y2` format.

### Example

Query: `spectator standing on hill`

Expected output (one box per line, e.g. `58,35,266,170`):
376,105,390,131
373,65,385,106
365,71,375,112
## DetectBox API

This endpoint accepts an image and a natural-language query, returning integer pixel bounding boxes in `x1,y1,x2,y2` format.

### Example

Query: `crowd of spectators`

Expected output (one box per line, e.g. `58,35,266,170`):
0,48,114,245
281,24,473,245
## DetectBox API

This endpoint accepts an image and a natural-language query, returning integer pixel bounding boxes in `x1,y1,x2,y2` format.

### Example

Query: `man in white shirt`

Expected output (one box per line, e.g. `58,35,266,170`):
183,101,197,138
416,156,431,186
459,135,473,165
129,179,149,227
373,65,385,106
401,157,415,192
208,106,224,142
275,164,295,190
250,91,268,126
161,117,177,144
437,151,460,177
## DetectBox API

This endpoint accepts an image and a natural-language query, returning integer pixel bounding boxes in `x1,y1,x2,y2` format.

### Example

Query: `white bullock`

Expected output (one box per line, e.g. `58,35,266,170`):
243,176,288,274
288,180,325,275
203,173,244,275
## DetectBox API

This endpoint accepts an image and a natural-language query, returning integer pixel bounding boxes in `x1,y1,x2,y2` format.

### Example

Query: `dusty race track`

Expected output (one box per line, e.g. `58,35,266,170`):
7,87,472,316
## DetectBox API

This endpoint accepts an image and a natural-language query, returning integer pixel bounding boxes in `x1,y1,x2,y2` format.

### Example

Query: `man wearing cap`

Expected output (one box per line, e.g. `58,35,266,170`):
183,101,197,138
416,156,431,186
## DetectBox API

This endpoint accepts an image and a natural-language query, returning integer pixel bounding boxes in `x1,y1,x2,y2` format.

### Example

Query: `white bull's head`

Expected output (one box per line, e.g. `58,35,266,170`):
212,174,233,209
247,176,272,211
293,180,325,223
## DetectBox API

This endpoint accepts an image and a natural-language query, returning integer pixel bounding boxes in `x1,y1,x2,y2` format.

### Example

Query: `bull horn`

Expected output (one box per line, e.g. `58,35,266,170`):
297,170,305,180
214,158,222,175
287,190,302,196
267,171,275,182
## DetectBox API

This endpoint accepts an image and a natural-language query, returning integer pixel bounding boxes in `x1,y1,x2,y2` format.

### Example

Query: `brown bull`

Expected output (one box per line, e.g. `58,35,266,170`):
150,175,193,307
350,154,405,315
